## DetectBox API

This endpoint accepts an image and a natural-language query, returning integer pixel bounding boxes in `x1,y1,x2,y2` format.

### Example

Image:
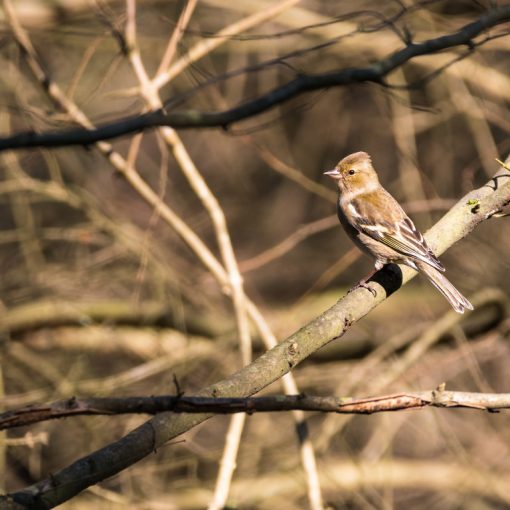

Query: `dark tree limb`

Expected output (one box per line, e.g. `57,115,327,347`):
2,389,510,430
1,160,509,508
0,6,509,151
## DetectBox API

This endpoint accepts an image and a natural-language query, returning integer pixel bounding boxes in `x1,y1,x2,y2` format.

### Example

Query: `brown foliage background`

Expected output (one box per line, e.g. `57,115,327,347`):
1,1,510,508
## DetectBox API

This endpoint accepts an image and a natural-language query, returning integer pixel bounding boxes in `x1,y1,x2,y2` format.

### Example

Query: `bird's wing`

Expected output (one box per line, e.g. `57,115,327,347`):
349,190,445,272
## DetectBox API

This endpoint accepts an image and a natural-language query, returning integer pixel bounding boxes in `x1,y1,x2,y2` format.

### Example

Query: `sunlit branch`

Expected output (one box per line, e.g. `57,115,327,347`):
2,389,509,430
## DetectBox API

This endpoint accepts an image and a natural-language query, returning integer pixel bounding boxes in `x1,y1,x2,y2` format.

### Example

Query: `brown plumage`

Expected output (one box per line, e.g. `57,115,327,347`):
324,151,473,313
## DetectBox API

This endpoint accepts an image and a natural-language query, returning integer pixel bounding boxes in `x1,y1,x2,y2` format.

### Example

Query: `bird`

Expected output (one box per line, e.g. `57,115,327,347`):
324,151,473,314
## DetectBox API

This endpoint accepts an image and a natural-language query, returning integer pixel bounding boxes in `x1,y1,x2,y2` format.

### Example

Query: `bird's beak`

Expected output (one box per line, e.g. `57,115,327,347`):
323,168,340,178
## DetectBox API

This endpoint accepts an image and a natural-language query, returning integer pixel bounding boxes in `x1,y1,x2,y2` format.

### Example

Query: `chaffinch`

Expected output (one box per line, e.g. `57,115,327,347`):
324,151,473,313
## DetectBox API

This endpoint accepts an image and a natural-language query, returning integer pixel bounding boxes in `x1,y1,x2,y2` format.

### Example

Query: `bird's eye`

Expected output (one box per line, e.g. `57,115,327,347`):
348,169,355,175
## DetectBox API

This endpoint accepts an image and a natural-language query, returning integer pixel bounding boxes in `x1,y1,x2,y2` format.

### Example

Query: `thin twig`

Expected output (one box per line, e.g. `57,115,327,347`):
152,0,301,91
247,139,337,202
154,0,198,77
3,388,510,430
240,198,455,273
390,68,430,226
239,215,338,272
447,67,499,177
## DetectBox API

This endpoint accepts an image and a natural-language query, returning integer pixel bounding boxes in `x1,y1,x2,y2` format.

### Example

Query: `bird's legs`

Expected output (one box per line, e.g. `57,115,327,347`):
349,263,384,297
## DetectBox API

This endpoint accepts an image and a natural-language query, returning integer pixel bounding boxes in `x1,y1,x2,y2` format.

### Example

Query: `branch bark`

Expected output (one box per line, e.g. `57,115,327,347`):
2,388,510,430
1,159,509,508
0,6,509,150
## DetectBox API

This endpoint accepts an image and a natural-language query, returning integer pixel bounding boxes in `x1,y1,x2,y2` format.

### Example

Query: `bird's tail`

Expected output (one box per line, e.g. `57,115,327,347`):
416,261,474,314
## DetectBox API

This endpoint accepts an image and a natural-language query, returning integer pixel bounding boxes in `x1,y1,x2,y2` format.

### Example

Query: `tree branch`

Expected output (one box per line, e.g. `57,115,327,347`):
2,388,510,431
1,6,509,151
2,158,509,508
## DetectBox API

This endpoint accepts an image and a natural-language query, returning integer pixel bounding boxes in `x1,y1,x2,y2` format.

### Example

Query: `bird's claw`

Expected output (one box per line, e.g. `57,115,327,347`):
349,281,377,297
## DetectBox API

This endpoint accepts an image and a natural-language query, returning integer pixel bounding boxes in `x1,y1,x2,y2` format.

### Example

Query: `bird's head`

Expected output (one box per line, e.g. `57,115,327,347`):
324,151,379,193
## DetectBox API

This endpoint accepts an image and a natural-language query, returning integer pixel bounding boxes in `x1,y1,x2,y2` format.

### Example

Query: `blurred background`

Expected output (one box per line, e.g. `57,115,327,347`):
1,0,510,508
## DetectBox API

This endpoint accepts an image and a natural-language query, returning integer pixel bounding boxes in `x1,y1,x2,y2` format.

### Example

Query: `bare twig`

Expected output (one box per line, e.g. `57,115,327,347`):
3,388,510,430
151,0,301,91
250,141,336,202
240,198,455,273
208,413,247,510
154,0,198,77
239,215,338,272
447,68,499,177
390,68,429,223
2,432,48,447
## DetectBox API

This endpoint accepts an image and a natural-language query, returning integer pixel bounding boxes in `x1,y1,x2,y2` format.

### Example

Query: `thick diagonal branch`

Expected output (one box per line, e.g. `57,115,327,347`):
2,161,509,508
